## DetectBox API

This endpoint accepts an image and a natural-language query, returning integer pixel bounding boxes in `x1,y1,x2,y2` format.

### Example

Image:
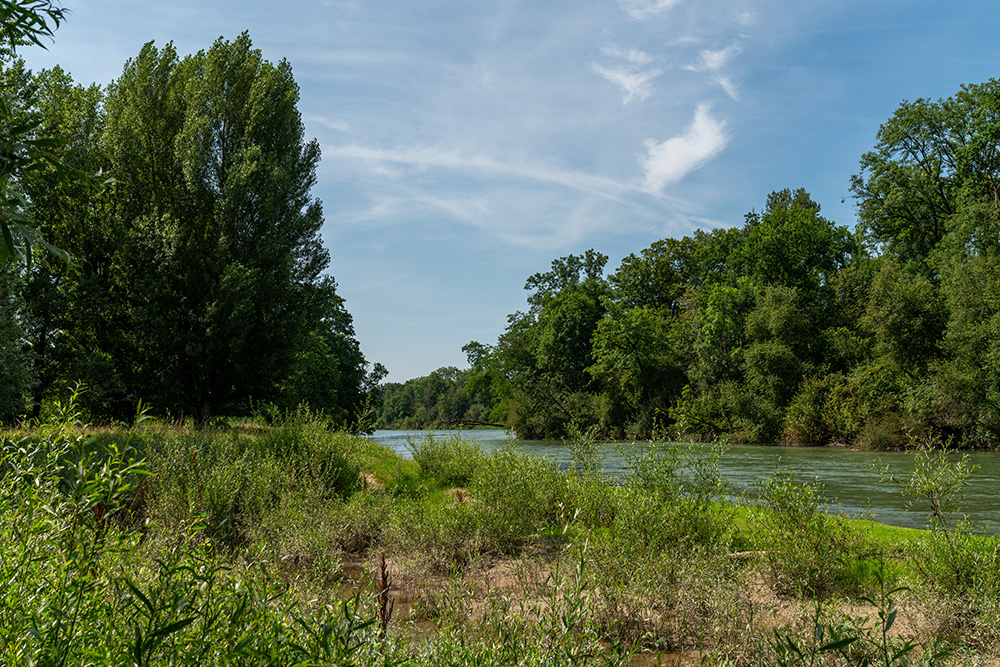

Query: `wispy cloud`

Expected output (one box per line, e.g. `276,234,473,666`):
600,45,654,66
324,144,632,200
688,44,741,72
321,142,709,249
683,44,742,99
591,63,662,104
640,103,728,194
305,114,351,132
618,0,683,21
715,76,739,100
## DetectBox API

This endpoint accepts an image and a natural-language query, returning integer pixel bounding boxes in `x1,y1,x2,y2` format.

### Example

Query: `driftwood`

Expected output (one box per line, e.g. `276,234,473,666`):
431,419,508,429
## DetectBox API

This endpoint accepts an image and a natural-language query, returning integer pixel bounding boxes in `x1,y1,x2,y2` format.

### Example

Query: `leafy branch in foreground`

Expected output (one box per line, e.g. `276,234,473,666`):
0,0,78,267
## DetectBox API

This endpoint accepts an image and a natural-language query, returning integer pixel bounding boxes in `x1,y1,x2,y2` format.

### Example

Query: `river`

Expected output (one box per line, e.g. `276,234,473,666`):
369,429,1000,531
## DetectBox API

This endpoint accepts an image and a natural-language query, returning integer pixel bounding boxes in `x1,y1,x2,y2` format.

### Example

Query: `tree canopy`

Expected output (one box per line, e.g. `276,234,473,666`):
2,33,374,427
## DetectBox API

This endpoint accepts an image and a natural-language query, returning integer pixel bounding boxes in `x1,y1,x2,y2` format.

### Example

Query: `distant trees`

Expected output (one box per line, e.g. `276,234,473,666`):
376,366,493,429
2,34,374,427
461,78,1000,448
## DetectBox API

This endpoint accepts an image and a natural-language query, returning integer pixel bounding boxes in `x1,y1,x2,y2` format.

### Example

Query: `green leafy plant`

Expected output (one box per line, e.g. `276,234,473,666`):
407,432,482,487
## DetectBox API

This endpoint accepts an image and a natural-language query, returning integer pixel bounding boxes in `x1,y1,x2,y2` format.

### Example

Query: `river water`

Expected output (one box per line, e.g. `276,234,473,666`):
369,429,1000,531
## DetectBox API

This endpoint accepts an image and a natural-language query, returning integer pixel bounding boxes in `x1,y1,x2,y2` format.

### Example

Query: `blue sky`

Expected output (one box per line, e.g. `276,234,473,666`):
22,0,1000,382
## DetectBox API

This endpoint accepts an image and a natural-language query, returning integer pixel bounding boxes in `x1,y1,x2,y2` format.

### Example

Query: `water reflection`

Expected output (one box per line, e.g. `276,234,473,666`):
368,429,1000,531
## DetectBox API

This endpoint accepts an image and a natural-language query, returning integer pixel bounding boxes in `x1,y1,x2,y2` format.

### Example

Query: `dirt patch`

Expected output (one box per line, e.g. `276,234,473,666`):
334,545,952,665
360,472,383,492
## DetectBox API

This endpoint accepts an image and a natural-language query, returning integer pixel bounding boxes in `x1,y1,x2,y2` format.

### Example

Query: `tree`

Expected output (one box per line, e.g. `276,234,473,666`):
588,304,684,436
92,34,362,424
274,288,369,425
0,266,33,420
0,0,72,266
468,250,610,438
731,188,856,315
851,80,1000,269
17,65,107,417
863,260,946,374
610,237,697,313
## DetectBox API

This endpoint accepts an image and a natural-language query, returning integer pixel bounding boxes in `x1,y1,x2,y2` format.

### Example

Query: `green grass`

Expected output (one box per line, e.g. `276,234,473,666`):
1,410,995,665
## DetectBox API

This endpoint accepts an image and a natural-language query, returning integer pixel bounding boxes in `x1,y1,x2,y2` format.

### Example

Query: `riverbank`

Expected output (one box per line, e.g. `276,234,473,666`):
371,429,1000,532
2,412,997,665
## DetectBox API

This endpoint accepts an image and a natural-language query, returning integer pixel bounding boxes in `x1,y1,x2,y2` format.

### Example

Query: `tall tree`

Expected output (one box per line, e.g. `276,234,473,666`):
18,65,108,417
94,34,359,424
731,188,856,314
467,250,609,438
851,80,1000,269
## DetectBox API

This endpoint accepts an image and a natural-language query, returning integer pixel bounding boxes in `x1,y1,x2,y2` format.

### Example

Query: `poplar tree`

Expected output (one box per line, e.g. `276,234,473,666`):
98,33,350,423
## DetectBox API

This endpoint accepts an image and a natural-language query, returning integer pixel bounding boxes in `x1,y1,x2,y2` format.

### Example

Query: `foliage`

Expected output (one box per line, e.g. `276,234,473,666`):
468,443,569,548
377,366,491,429
5,35,372,426
407,432,482,487
463,251,610,439
0,266,33,420
0,1,74,267
760,565,949,666
92,34,348,423
8,412,1000,664
753,470,869,598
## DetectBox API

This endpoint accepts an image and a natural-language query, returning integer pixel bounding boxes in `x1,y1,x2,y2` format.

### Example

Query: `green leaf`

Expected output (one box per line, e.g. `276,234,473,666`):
818,637,857,652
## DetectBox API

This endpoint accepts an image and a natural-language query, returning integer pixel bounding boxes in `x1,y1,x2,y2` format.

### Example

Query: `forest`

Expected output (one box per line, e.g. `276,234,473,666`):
445,88,1000,448
0,22,381,429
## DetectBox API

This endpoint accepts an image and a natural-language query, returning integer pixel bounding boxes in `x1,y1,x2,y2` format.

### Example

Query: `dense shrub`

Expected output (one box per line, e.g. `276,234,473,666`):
469,444,569,549
407,432,482,487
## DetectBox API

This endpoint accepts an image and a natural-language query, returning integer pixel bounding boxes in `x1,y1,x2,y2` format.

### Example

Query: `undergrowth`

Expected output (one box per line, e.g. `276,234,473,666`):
1,401,995,665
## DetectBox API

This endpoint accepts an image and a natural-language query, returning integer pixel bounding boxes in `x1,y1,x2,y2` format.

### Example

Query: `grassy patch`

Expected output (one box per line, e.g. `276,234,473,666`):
3,411,996,665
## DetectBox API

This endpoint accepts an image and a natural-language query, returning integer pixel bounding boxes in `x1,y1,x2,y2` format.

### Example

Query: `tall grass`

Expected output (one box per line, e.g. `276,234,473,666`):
4,406,997,665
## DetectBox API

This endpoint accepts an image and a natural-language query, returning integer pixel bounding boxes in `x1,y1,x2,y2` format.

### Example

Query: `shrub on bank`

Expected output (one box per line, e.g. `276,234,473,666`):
407,432,482,487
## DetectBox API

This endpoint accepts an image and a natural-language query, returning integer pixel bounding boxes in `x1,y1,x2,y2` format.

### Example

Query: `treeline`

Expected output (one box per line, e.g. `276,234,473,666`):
465,79,1000,448
0,31,380,427
375,366,495,429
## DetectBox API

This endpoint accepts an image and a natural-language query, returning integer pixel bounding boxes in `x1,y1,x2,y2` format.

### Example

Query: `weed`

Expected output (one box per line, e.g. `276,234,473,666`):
407,432,482,487
566,422,604,477
754,469,870,598
759,562,949,666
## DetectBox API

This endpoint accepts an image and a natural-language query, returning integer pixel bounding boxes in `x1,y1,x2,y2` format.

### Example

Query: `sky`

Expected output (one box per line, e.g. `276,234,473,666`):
21,0,1000,382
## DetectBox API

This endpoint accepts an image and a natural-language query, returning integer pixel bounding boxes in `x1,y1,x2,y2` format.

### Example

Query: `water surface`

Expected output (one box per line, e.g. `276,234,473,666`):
368,429,1000,531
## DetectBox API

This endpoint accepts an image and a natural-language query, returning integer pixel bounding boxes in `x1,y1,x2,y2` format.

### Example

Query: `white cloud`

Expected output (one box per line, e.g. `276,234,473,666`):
304,115,351,132
618,0,683,21
591,63,662,104
682,44,742,99
639,103,728,194
600,45,653,66
715,75,740,100
684,44,741,72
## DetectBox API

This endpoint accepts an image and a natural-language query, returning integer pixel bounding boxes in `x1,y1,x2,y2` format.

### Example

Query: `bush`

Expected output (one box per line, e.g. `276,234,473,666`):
407,432,482,487
469,444,568,551
753,470,869,598
783,374,839,444
387,500,484,574
620,437,732,546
